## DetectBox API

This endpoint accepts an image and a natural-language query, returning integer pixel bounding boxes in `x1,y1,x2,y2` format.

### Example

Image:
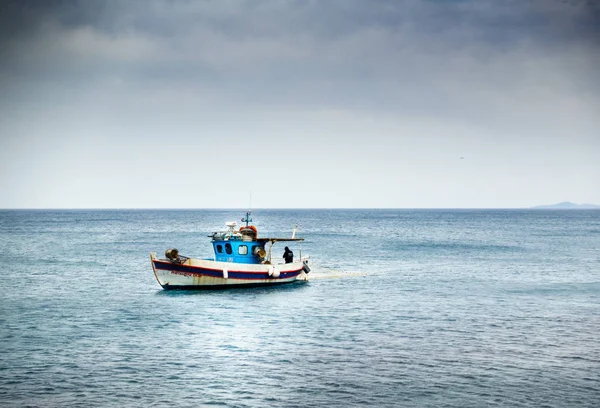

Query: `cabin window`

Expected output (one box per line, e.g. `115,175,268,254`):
238,245,248,255
225,243,232,254
216,244,223,253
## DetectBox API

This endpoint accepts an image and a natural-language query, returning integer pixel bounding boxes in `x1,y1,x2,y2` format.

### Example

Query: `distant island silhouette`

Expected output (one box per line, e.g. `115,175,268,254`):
532,202,600,210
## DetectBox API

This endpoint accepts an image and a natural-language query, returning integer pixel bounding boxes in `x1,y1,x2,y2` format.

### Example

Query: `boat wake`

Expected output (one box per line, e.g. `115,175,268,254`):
308,267,368,279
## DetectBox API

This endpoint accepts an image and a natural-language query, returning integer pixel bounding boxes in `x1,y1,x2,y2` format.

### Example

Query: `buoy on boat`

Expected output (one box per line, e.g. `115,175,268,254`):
165,248,179,261
240,225,258,234
223,269,228,279
254,247,266,259
240,225,258,241
268,265,280,277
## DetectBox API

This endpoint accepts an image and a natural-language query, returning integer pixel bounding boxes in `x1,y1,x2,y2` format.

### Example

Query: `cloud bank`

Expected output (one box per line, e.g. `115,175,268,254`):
1,0,599,208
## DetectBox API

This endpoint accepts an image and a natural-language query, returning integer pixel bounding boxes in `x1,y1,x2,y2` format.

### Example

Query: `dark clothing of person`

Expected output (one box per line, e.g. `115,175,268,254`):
283,247,294,263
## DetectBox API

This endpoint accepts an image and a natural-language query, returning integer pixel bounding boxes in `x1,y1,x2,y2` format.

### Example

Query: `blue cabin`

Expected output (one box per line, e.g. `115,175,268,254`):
211,217,267,264
212,239,266,264
208,212,305,265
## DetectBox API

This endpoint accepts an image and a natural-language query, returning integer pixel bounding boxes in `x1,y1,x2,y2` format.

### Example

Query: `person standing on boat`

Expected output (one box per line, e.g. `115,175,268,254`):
283,246,294,263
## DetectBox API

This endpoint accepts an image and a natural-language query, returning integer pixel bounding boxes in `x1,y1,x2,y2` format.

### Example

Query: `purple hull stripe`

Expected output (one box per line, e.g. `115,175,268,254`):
153,260,302,280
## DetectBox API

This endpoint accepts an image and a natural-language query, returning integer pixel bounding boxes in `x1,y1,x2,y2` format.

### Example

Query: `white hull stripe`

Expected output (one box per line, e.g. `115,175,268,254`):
152,260,302,280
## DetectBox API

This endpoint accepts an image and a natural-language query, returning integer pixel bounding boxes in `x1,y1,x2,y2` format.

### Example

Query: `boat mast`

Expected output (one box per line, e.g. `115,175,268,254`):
242,210,252,228
242,192,252,228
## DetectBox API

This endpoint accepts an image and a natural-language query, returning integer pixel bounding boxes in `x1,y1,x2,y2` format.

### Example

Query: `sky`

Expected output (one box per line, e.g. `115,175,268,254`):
1,0,599,209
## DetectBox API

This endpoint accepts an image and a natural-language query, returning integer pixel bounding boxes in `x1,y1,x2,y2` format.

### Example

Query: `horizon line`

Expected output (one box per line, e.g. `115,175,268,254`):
1,206,598,211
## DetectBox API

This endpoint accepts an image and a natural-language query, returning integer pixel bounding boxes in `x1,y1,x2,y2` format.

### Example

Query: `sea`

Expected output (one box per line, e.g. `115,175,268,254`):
0,209,599,407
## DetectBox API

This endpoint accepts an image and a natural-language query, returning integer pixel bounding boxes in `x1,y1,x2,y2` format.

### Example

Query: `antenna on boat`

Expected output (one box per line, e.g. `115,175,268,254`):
242,210,252,228
238,191,253,228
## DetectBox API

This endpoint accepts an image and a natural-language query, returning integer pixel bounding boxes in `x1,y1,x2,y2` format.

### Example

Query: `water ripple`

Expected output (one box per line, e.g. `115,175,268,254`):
1,210,599,407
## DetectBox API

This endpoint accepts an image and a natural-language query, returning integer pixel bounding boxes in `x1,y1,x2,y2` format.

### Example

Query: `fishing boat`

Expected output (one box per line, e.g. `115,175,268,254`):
150,211,310,289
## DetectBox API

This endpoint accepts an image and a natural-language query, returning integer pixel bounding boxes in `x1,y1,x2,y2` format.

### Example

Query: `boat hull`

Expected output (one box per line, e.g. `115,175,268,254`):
150,253,308,289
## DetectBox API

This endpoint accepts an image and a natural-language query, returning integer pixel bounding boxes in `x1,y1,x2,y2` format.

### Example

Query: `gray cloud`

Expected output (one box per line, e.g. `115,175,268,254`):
0,0,598,208
2,0,598,128
4,0,599,42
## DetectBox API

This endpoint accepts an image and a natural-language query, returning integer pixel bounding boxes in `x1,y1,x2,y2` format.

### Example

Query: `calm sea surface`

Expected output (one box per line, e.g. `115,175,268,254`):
0,209,599,407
